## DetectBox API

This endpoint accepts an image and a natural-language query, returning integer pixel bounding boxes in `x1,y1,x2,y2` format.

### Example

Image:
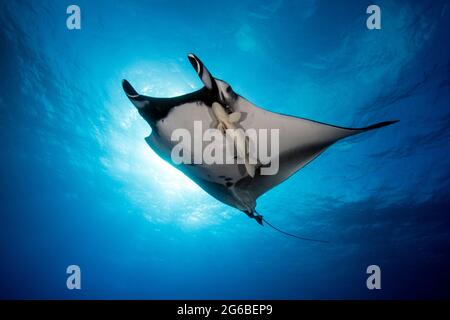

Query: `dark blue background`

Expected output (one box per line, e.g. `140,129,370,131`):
0,0,449,299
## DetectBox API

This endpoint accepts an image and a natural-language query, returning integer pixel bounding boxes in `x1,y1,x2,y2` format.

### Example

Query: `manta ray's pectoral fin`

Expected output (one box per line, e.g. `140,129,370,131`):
234,114,399,202
122,77,216,130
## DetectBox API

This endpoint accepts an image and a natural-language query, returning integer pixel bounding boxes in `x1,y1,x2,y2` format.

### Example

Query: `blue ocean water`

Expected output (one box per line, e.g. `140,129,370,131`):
0,0,449,299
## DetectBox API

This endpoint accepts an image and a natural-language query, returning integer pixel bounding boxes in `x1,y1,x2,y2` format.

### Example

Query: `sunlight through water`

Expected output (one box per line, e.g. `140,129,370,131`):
100,62,229,228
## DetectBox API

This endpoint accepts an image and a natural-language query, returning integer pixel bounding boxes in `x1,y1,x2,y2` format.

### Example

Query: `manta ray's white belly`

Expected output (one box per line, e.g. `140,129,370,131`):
154,102,248,186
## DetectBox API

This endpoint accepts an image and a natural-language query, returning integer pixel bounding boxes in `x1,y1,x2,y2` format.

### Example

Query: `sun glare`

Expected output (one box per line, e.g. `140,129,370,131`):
101,63,229,228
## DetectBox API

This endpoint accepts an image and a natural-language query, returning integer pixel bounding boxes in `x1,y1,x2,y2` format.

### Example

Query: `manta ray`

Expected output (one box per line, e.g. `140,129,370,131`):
122,54,397,241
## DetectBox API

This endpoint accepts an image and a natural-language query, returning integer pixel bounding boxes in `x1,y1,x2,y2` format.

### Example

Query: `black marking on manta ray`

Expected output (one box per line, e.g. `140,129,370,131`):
188,54,201,75
122,80,217,124
226,182,233,188
199,59,204,78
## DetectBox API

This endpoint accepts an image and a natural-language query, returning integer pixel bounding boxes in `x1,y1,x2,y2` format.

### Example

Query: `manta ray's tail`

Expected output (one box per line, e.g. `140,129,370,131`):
254,212,329,243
